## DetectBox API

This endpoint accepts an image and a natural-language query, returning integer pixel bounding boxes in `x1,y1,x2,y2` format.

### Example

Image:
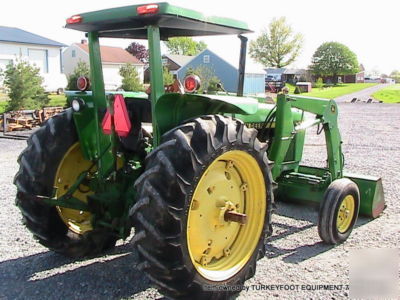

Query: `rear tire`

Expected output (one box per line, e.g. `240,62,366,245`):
130,115,274,299
14,109,117,257
318,178,360,244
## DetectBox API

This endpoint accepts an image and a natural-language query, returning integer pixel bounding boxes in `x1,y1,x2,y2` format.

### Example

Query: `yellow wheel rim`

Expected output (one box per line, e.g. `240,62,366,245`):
336,195,355,233
54,143,93,234
187,150,266,281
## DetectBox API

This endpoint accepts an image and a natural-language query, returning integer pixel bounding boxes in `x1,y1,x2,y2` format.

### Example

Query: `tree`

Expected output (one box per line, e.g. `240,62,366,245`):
66,61,90,90
185,65,221,93
390,70,400,83
3,60,49,111
165,37,207,56
249,17,303,68
119,63,144,91
126,42,149,63
163,67,174,85
309,42,359,84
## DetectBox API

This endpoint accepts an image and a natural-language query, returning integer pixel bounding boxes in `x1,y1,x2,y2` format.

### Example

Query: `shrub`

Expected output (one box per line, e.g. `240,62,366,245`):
163,67,174,85
315,77,324,89
185,65,221,93
3,60,49,111
119,63,144,91
66,61,90,90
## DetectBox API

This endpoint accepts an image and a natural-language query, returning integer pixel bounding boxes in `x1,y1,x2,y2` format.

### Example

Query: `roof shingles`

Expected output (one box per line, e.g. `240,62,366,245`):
76,43,143,64
0,26,65,47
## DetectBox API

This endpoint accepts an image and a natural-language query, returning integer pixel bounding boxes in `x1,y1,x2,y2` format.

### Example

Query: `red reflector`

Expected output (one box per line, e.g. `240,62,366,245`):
67,15,83,24
101,94,132,137
137,4,159,15
77,76,90,91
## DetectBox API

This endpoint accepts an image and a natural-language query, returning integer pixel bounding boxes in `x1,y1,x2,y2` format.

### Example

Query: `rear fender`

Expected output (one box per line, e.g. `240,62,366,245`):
154,93,259,135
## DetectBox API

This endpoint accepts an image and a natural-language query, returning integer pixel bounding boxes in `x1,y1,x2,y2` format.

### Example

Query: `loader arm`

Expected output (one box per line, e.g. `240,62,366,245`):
269,93,343,181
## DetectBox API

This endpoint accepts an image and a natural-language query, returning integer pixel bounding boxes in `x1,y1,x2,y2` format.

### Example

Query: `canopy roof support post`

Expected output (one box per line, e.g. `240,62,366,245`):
147,25,164,147
237,35,248,97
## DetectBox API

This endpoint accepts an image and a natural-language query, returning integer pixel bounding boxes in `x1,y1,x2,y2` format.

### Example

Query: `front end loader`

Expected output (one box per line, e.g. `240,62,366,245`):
14,3,385,299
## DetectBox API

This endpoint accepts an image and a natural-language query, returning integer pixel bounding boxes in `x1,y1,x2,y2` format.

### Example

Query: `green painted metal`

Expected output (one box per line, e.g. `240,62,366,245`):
71,32,114,180
65,2,251,39
147,25,164,146
155,93,261,136
269,94,343,181
66,91,148,99
276,166,385,219
345,173,385,218
276,166,330,204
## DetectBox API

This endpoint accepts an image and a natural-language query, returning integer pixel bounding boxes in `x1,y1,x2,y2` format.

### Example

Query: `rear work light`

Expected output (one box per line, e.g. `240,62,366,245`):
66,15,83,24
137,4,159,15
77,76,90,91
184,75,201,93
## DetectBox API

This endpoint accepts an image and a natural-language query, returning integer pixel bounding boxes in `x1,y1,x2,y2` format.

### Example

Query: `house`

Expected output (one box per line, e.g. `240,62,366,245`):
162,54,194,73
63,41,145,90
313,64,365,84
0,26,67,93
161,49,265,95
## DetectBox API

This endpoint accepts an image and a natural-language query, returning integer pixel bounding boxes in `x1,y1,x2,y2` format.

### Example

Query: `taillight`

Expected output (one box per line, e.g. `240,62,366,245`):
137,4,159,15
102,94,132,137
184,75,201,93
77,76,90,91
66,15,83,24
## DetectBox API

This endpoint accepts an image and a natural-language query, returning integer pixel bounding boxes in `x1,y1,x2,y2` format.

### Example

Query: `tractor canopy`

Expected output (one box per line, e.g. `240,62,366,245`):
65,2,252,39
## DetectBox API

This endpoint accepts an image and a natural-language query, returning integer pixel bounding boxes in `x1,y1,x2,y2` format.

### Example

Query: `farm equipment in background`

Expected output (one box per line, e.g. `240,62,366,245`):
1,107,64,135
265,80,285,93
265,74,285,93
14,3,385,299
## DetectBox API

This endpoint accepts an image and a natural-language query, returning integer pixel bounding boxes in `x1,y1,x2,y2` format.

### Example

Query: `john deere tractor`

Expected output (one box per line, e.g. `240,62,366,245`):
14,3,385,299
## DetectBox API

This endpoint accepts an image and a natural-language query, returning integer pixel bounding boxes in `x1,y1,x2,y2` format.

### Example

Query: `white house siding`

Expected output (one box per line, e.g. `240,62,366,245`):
63,44,145,91
103,64,122,90
62,44,88,75
0,42,66,92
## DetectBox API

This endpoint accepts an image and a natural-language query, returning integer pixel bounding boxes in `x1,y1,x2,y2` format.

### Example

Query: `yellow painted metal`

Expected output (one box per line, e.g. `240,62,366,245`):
336,195,355,233
187,150,266,281
54,143,93,234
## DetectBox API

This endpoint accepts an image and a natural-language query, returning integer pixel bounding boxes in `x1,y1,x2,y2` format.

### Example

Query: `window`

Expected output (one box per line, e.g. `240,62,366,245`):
72,50,76,58
28,49,48,73
203,55,210,64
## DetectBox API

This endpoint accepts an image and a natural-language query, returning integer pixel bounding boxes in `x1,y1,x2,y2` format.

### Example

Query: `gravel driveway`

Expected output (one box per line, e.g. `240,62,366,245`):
0,103,399,299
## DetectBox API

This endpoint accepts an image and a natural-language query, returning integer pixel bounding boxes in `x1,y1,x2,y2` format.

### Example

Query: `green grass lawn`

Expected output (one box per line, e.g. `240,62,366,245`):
372,84,400,103
0,94,67,114
286,83,377,99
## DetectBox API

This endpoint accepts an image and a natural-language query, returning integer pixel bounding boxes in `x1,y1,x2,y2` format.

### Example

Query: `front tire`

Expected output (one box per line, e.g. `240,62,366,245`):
14,109,117,257
130,115,273,299
318,178,360,244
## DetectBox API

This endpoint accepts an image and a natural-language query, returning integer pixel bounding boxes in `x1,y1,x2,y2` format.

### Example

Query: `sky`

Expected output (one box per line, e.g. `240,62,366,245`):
2,0,399,75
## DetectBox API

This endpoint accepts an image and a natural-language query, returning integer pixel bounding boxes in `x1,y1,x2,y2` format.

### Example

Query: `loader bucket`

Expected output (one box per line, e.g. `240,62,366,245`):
344,174,385,218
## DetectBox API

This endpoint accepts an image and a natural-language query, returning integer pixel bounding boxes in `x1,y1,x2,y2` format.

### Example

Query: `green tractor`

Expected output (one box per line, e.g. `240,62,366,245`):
14,3,385,298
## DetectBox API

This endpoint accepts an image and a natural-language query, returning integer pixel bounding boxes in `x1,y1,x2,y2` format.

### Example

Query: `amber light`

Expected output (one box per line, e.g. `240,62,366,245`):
137,4,159,15
66,15,83,24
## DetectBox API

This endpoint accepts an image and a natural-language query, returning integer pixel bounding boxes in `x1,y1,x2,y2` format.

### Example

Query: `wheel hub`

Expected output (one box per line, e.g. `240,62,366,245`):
336,195,355,233
54,143,93,234
187,151,266,281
